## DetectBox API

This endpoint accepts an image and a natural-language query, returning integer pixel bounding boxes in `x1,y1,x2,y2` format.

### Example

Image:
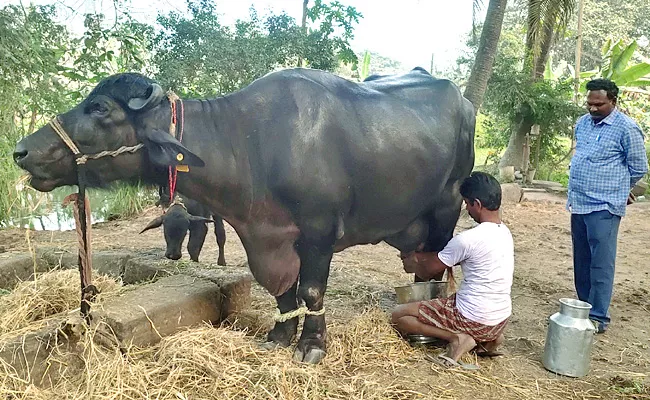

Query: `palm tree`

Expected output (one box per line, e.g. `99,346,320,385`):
499,0,577,169
463,0,509,112
526,0,576,77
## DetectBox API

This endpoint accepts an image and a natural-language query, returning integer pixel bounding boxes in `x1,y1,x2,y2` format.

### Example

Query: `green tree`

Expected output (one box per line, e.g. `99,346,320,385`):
303,0,362,70
499,0,577,169
581,39,650,90
153,0,362,98
463,0,509,112
553,0,650,72
474,23,582,169
0,3,153,226
0,5,73,225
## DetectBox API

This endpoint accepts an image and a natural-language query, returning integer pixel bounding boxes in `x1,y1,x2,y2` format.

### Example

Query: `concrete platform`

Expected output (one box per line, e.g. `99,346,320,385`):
0,271,252,386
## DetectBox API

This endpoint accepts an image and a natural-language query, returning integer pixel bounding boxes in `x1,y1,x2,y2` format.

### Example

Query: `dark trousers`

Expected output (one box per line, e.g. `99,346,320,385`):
571,210,621,326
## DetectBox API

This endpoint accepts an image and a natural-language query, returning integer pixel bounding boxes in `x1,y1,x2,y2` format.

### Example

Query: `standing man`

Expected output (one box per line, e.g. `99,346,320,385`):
567,79,648,333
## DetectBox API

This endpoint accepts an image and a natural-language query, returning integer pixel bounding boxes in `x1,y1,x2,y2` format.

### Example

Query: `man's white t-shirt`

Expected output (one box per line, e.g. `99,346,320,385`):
437,222,514,326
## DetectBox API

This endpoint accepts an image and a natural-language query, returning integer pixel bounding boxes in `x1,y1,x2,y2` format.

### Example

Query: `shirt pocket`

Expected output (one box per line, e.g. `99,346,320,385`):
587,137,621,163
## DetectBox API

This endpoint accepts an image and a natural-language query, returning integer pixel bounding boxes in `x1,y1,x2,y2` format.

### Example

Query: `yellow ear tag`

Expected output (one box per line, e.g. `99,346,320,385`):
176,153,184,161
176,165,189,172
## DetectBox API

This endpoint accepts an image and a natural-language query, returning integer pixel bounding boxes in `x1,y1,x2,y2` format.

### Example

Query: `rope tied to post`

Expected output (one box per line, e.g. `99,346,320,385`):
48,115,146,322
62,193,97,321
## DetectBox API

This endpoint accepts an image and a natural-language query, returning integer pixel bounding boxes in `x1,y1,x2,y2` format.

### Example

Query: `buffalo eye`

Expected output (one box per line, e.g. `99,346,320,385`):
87,99,110,116
92,102,108,114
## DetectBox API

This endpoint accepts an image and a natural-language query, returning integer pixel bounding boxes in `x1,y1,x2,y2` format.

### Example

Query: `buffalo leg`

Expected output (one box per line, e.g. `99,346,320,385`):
424,182,464,281
187,222,208,262
213,216,227,266
263,281,299,348
293,237,334,364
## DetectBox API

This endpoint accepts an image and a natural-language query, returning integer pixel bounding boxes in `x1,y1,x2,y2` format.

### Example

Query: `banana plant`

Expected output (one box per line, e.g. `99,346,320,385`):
359,51,371,81
579,39,650,92
544,54,570,81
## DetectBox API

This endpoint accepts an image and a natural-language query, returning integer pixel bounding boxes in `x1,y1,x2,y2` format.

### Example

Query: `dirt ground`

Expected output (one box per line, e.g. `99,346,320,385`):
0,194,649,399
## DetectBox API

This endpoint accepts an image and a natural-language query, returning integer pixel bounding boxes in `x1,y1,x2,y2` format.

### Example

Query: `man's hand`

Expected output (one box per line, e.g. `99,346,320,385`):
627,192,636,205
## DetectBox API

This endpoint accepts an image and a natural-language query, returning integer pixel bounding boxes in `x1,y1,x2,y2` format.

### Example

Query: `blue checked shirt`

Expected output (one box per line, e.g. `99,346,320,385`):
567,109,648,216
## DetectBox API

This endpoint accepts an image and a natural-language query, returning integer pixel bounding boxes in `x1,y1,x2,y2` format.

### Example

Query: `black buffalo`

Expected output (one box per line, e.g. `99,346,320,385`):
14,67,475,363
141,187,227,265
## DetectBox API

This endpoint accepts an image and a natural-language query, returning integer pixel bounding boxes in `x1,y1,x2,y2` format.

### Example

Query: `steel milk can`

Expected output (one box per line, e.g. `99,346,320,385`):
542,298,596,377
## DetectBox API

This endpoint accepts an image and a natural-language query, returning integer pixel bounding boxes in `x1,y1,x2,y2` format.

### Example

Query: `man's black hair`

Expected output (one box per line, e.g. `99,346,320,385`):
586,79,619,101
460,171,502,211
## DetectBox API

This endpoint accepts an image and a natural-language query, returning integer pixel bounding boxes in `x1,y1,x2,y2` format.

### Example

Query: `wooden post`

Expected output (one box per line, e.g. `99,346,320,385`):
523,125,540,184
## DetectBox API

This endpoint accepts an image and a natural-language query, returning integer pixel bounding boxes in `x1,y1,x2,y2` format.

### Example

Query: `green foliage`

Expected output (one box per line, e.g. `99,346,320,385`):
481,31,584,162
526,0,576,59
609,376,648,395
554,0,650,72
337,50,402,80
305,0,362,69
154,0,362,97
0,4,154,227
0,0,363,228
0,5,72,226
101,182,157,220
359,51,371,81
70,13,150,87
580,39,650,90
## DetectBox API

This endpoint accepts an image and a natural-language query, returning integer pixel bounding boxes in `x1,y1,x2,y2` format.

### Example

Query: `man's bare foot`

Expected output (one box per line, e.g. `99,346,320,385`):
446,333,476,362
477,333,504,353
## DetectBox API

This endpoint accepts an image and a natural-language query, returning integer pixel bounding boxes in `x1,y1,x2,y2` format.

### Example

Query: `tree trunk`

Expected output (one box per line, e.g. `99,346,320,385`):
499,116,533,169
463,0,508,112
500,4,558,169
298,0,309,67
27,108,37,135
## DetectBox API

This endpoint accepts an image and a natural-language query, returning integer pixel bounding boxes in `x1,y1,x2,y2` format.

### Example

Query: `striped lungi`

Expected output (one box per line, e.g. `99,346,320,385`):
418,293,508,343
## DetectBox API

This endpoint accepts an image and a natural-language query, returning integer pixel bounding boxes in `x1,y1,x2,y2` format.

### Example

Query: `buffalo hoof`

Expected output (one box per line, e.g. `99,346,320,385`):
265,331,294,349
258,341,288,351
217,257,226,266
266,320,298,349
293,340,327,364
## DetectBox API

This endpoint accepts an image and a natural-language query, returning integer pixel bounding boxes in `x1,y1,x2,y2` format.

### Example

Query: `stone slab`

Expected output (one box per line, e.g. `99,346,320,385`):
0,271,252,385
501,183,523,204
0,253,51,290
0,317,78,387
89,274,223,348
532,180,565,189
38,248,167,284
183,267,253,320
632,180,648,197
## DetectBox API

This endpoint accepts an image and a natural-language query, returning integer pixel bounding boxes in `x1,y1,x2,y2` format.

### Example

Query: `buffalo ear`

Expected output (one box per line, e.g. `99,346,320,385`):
189,216,214,224
128,83,165,111
140,216,164,233
143,128,205,168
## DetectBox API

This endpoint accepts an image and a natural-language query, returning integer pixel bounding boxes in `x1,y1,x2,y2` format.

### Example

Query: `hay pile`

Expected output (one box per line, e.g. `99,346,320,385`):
0,310,421,399
0,270,631,400
0,270,421,399
0,269,121,336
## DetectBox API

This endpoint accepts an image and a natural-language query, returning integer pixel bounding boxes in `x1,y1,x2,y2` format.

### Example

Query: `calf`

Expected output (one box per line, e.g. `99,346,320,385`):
141,189,227,265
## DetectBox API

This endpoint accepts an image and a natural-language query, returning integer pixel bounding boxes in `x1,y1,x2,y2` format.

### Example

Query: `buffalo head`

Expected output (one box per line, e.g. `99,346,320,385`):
140,204,213,261
13,73,204,192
